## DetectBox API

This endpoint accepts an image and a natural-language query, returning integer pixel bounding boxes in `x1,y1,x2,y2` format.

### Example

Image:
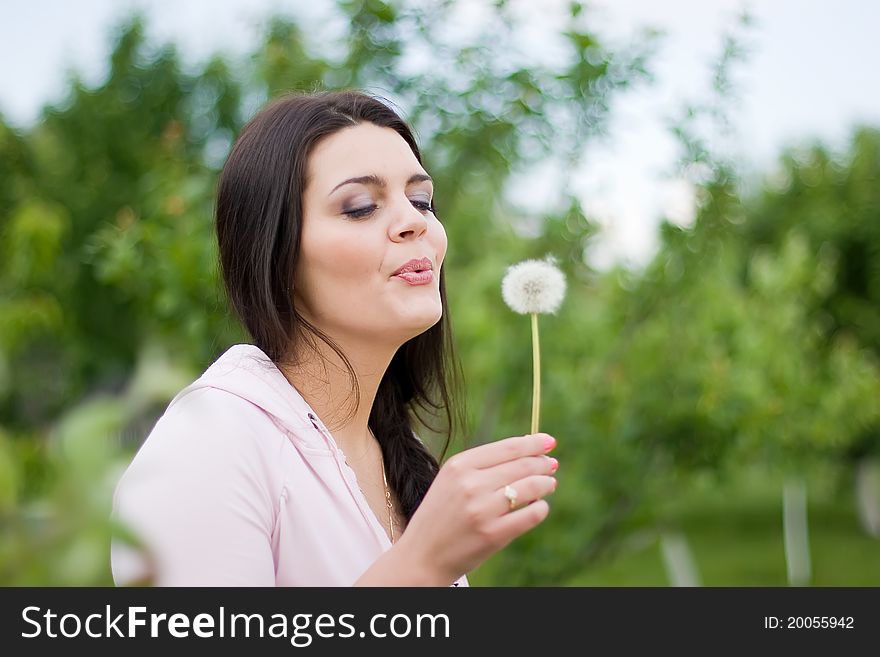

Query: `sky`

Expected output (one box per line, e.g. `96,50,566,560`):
1,0,878,268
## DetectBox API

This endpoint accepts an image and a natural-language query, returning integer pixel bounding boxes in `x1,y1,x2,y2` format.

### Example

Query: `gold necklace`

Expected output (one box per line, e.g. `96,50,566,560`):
365,427,395,544
381,456,395,544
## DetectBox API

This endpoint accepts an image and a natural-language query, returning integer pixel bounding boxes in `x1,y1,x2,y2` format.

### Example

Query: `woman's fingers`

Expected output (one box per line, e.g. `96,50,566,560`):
481,475,556,549
486,498,552,548
451,433,556,470
497,474,557,515
480,454,558,492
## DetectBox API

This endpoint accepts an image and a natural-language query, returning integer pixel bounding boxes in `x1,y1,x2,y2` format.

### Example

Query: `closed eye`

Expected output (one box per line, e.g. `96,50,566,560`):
342,199,437,219
411,199,436,214
342,204,378,219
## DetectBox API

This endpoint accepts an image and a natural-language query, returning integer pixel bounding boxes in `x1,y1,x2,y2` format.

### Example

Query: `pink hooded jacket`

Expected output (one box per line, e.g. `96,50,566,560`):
110,343,469,587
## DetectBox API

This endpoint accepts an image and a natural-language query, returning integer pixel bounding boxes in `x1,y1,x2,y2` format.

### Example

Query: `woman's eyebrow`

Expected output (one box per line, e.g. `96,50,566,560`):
329,173,432,195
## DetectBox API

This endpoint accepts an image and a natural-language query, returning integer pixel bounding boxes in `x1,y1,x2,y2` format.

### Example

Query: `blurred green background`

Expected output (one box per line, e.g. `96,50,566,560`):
1,0,878,586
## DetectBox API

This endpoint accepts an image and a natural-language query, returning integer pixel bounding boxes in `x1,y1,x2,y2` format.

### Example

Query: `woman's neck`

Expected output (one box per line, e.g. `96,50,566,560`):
280,332,396,458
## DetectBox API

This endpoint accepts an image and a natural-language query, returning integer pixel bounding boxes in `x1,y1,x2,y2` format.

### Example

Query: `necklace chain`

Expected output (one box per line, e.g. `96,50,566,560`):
313,412,396,544
367,427,395,544
381,456,395,544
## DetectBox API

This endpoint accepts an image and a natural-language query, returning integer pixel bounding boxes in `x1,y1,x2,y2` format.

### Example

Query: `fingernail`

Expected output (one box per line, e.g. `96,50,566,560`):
542,435,556,451
549,457,559,472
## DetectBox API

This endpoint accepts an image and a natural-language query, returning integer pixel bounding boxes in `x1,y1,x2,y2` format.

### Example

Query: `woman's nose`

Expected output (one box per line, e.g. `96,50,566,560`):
390,198,429,241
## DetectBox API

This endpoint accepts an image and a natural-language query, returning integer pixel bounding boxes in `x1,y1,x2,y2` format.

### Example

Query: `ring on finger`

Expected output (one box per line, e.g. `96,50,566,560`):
503,484,518,511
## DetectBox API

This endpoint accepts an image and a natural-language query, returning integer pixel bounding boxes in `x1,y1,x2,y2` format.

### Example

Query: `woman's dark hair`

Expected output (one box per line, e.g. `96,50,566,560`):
215,89,465,523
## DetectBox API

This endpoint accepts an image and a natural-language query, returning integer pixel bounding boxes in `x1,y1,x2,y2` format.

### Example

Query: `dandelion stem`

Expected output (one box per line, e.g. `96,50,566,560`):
530,311,541,434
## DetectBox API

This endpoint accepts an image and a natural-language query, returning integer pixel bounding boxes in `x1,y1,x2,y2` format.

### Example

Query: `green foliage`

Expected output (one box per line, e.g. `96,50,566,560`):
743,128,880,361
0,0,877,585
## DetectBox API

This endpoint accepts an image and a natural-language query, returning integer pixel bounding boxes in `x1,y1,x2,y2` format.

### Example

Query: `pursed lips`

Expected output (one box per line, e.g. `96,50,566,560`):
392,257,434,277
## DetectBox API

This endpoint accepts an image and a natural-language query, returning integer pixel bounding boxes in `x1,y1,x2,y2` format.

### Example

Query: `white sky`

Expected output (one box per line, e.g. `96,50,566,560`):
1,0,878,269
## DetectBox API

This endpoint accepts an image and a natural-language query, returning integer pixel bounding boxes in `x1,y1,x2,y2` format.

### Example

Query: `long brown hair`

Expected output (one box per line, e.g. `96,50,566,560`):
215,89,465,522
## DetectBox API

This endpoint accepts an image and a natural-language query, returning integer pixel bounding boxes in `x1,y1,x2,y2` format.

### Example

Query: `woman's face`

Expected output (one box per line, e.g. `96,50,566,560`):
295,122,447,348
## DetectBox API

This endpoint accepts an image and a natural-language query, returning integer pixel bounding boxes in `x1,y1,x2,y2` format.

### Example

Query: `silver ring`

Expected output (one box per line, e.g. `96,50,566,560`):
503,484,518,511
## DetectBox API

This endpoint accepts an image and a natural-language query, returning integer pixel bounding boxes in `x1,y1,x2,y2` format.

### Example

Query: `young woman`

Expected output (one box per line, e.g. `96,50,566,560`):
110,89,559,586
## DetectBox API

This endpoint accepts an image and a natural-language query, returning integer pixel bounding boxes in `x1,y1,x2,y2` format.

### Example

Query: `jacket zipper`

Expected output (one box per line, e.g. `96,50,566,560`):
306,412,390,549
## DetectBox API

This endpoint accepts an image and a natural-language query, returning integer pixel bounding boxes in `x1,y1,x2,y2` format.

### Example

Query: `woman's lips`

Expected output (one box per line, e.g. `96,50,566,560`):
394,270,434,285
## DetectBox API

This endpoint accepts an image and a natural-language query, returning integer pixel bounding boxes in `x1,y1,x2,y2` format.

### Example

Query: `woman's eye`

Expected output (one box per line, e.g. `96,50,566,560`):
411,199,435,214
342,205,377,219
342,199,436,219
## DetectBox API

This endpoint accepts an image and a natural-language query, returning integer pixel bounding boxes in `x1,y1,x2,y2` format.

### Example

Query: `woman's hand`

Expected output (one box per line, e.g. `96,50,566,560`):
396,432,559,584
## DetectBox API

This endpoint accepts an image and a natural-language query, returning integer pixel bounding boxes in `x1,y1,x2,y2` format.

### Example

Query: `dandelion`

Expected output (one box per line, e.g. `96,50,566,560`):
501,255,567,434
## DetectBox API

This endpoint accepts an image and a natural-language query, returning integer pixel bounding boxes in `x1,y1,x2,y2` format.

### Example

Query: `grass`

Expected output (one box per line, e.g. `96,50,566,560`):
565,467,880,586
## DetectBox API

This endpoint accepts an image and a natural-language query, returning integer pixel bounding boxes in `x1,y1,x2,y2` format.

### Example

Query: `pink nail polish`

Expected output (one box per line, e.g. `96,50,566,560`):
549,457,559,471
543,435,556,451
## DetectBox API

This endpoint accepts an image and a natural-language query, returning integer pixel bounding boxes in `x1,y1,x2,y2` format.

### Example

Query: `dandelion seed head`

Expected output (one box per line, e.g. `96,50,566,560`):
501,255,567,314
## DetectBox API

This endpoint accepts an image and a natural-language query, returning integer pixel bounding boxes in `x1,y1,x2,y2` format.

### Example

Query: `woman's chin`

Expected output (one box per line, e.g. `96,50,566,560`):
390,308,443,339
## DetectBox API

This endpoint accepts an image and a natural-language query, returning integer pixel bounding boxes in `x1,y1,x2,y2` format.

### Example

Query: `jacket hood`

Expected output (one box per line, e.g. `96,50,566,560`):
166,343,330,451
